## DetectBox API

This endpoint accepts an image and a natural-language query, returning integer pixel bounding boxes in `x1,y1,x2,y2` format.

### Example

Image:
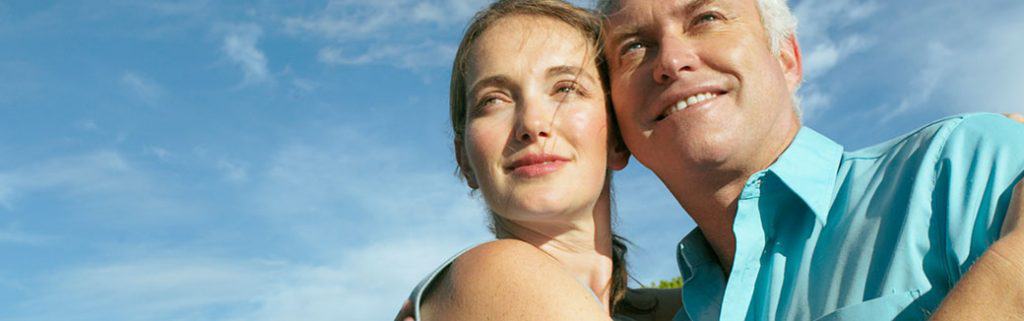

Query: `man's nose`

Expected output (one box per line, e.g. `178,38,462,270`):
653,36,699,85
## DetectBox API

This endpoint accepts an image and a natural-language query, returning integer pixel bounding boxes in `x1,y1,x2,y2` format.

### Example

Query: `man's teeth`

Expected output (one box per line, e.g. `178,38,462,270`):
663,92,718,118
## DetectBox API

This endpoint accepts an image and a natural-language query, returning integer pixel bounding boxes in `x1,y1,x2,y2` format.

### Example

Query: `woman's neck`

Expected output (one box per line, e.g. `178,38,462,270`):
499,187,616,311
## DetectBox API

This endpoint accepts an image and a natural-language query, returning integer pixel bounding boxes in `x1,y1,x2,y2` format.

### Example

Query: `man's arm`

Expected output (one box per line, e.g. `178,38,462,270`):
931,179,1024,320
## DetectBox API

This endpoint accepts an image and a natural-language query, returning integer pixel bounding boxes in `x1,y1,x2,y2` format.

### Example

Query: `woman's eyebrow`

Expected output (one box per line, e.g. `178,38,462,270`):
468,75,515,98
546,65,596,85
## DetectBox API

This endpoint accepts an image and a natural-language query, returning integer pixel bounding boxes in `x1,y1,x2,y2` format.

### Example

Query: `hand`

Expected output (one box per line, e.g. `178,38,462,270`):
393,299,415,321
931,179,1024,320
1003,113,1024,123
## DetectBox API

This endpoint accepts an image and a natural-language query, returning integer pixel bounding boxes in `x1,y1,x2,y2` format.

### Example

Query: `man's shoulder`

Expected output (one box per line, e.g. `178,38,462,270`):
844,113,1024,162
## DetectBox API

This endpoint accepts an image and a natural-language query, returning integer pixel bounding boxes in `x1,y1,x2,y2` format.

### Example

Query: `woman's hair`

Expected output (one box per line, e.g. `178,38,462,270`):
448,0,632,313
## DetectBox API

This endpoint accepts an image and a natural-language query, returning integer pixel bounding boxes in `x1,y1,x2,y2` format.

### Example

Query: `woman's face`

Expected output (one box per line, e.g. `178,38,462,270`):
460,15,624,223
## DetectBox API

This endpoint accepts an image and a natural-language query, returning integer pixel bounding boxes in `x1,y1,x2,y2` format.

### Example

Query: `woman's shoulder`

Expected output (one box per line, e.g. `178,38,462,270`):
420,239,611,321
453,239,554,270
443,239,572,295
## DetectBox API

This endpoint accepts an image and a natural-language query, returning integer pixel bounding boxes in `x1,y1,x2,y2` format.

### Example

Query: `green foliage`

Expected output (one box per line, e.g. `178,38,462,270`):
649,276,683,289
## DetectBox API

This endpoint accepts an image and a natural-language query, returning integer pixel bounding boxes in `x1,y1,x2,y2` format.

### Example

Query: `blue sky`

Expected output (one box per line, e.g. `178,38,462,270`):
1,0,1022,320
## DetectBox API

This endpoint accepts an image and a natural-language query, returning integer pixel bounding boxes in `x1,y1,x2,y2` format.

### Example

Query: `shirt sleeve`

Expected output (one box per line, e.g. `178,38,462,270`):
935,113,1024,282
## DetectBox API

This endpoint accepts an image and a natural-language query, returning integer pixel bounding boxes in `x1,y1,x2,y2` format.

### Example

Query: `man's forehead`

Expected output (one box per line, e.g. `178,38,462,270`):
605,0,744,20
604,0,749,34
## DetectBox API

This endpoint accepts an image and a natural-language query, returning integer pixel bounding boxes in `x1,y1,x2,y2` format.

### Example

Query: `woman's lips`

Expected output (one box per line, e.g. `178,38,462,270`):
507,154,570,178
511,160,567,177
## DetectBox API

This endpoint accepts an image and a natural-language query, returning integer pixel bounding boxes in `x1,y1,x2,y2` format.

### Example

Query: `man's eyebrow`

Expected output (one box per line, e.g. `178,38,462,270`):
607,22,639,48
606,0,718,47
681,0,716,18
467,75,515,99
546,65,596,84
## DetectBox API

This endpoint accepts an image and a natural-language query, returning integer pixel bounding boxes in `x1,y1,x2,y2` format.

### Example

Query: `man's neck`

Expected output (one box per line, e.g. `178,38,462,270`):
665,121,801,276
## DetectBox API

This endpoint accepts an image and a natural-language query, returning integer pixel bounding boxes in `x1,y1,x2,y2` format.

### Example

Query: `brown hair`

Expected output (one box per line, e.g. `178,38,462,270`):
447,0,631,313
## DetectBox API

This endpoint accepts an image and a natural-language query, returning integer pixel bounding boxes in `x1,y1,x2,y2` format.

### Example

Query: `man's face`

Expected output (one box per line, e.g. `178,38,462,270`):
603,0,802,178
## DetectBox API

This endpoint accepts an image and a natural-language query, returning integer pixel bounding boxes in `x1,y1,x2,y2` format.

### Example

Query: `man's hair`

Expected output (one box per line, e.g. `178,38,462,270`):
595,0,797,54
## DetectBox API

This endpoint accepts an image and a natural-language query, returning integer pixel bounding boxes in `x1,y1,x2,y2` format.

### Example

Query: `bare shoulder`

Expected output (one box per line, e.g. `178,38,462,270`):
421,239,612,321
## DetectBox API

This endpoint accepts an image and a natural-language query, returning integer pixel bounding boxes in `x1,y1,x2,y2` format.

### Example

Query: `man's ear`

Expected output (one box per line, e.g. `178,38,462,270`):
454,138,479,189
608,134,630,171
777,35,803,94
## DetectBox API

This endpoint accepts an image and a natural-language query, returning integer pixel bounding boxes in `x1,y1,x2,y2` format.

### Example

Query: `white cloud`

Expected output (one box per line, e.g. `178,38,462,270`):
216,159,248,183
5,123,493,320
795,0,879,81
121,71,163,103
285,0,485,69
317,42,455,69
222,24,270,85
797,84,834,121
11,237,475,321
0,151,201,225
883,42,952,121
0,224,53,245
14,257,287,320
250,126,487,245
74,119,99,131
944,17,1024,114
226,239,473,321
802,35,872,81
145,146,172,161
284,0,485,40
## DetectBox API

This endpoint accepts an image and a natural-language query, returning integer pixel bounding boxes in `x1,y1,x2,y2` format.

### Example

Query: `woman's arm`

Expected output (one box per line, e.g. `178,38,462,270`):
616,288,682,321
421,240,613,321
931,179,1024,320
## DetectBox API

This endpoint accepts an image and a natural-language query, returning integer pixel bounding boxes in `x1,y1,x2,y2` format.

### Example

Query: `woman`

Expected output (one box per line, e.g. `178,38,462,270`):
402,1,678,320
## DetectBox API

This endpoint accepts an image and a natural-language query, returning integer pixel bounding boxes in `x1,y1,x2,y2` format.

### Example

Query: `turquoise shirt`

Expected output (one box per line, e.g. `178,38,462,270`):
673,113,1024,321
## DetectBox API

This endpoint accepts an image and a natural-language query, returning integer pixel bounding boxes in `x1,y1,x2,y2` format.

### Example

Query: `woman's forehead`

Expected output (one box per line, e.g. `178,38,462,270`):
466,16,599,78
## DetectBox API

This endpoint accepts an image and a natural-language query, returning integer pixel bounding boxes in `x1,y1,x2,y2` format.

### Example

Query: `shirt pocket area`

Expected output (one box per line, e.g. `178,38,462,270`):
812,288,925,321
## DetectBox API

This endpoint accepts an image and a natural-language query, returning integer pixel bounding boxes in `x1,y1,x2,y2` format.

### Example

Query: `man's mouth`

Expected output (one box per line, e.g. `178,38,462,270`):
656,92,720,121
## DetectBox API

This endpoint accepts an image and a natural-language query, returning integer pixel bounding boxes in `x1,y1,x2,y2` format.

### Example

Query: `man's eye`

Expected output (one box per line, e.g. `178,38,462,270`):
694,12,724,25
621,41,646,56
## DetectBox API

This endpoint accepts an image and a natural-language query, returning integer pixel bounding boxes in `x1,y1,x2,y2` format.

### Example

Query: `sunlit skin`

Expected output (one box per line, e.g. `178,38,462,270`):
603,0,803,272
460,16,625,226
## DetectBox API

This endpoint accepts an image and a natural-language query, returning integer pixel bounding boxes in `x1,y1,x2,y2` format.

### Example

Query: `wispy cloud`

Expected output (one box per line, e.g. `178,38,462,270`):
284,0,486,70
0,151,201,225
222,23,270,85
12,257,287,321
882,42,952,122
317,42,455,69
792,0,879,120
120,71,163,103
0,224,52,245
216,159,248,183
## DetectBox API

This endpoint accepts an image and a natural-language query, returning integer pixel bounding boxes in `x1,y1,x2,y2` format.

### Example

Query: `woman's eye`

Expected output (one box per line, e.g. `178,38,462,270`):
476,96,503,109
556,84,578,94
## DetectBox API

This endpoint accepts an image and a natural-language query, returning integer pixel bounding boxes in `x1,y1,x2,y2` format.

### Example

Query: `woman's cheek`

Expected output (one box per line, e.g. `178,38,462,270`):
562,103,609,157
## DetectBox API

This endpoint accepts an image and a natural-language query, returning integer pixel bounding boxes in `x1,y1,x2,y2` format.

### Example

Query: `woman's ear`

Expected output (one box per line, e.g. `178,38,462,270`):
608,134,630,171
454,138,479,189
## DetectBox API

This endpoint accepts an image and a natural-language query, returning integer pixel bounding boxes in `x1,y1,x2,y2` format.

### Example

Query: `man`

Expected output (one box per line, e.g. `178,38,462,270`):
599,0,1024,320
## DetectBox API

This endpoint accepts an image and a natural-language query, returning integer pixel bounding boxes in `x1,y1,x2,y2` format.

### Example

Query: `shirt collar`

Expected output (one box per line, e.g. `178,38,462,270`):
764,126,844,224
677,227,713,283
